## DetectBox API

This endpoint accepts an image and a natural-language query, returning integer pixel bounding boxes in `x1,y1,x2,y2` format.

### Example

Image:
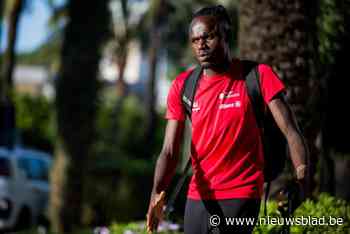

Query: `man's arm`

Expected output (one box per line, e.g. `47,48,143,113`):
146,119,185,232
268,96,309,191
152,119,185,194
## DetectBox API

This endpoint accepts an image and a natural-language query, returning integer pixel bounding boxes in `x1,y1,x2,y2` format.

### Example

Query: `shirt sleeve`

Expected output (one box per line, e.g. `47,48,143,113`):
165,75,186,121
258,64,286,104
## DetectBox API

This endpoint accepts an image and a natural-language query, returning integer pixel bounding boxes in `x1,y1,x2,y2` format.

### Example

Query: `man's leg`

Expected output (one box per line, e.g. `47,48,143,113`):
184,198,210,234
205,199,261,234
185,198,260,234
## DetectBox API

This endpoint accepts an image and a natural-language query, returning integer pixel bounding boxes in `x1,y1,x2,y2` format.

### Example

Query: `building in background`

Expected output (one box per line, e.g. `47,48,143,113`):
99,42,171,111
13,65,54,99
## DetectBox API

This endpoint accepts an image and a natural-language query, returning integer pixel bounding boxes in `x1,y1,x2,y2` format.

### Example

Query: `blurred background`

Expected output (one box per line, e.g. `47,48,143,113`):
0,0,349,233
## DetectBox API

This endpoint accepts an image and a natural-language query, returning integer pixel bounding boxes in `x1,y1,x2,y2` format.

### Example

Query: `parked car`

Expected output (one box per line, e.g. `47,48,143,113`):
0,146,52,232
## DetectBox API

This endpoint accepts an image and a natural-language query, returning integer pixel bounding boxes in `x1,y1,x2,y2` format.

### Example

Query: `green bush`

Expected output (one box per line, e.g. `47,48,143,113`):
14,93,55,152
253,200,283,234
254,193,350,234
291,193,350,233
95,94,165,159
83,95,167,224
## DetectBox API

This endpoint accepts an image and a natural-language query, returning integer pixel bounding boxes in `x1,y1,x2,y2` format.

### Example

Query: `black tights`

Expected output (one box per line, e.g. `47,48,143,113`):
184,198,260,234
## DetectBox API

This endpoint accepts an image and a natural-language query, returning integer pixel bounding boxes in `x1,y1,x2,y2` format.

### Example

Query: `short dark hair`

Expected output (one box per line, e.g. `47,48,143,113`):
190,5,232,43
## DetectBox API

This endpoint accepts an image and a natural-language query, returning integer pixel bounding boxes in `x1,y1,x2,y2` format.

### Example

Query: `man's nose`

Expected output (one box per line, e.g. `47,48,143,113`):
198,38,207,49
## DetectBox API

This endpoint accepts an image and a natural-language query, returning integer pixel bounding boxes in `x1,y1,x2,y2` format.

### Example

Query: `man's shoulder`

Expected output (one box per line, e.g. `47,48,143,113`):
257,63,274,72
172,66,196,86
238,59,275,76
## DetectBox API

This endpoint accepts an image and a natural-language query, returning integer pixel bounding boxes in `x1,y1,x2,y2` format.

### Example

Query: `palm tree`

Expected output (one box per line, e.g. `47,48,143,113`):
238,0,320,195
110,0,130,97
49,0,110,232
103,0,133,148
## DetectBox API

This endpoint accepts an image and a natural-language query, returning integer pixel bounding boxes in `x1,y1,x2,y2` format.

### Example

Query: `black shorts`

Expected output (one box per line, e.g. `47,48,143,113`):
184,198,260,234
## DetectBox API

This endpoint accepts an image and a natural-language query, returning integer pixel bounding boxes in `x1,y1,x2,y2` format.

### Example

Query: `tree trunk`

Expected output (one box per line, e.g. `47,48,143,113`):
0,0,24,148
0,0,3,49
0,0,24,103
114,0,129,97
144,0,167,152
144,29,160,150
116,53,128,96
321,0,350,195
319,130,334,194
109,0,131,145
49,1,110,232
239,0,320,195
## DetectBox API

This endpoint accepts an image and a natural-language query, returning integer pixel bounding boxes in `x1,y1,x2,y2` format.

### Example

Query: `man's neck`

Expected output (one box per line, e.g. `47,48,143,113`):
203,58,231,77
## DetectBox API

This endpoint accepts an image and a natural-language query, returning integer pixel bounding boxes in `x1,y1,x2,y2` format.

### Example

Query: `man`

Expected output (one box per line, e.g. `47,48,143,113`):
146,5,308,234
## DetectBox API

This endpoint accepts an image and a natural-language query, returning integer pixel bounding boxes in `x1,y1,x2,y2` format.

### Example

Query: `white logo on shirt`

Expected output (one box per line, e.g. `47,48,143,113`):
219,91,240,100
219,101,241,109
192,101,200,112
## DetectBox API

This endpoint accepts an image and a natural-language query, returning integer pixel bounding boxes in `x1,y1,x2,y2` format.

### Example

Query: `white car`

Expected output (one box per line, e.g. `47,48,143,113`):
0,146,52,232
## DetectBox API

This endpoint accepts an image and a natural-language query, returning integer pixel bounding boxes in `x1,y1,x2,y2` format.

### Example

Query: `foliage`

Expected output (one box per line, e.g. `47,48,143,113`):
291,193,350,233
17,223,182,234
82,95,167,224
253,200,283,234
16,228,92,234
14,93,55,152
254,193,350,234
109,221,182,234
17,33,62,67
110,222,146,234
95,94,166,160
320,0,350,153
317,0,346,65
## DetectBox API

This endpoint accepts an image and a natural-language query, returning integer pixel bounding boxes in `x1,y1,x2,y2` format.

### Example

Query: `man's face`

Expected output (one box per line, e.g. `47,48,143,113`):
189,16,229,68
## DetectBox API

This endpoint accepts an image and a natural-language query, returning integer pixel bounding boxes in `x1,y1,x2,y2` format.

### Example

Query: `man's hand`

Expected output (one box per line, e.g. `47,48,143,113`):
146,120,184,232
146,191,166,233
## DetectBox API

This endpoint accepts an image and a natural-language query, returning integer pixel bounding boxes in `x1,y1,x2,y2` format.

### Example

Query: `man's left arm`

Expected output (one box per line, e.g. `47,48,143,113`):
268,95,310,196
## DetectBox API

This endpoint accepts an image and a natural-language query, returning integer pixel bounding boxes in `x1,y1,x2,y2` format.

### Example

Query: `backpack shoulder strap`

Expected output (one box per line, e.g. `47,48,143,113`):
181,66,203,118
164,66,202,217
242,60,264,129
242,60,271,216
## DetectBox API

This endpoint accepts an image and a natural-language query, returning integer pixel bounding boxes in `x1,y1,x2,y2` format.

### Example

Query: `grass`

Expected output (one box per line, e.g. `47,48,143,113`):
14,222,183,234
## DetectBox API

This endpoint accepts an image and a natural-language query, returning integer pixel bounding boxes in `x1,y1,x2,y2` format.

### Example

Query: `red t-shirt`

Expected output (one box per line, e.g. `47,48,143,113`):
166,59,285,200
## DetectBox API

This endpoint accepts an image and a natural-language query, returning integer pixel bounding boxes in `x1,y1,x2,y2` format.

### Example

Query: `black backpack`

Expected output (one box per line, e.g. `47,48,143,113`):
164,61,287,217
241,60,287,183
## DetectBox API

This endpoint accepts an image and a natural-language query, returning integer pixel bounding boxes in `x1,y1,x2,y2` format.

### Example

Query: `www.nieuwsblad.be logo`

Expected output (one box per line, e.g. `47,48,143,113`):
209,215,344,227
